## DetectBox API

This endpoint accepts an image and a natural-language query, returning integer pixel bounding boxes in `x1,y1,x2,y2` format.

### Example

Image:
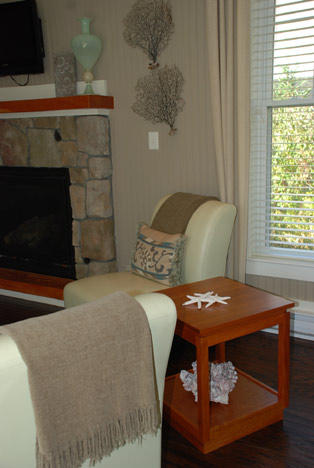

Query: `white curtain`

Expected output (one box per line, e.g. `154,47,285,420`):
206,0,250,282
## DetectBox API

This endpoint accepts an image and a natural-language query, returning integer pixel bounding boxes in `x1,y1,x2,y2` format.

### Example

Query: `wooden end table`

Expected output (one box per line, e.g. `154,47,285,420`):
160,277,294,454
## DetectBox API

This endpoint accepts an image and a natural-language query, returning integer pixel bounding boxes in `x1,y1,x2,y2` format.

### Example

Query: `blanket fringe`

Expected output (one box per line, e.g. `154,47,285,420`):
36,404,160,468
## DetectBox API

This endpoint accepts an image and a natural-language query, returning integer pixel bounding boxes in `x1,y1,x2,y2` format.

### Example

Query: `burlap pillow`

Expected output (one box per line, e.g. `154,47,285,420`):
130,223,185,286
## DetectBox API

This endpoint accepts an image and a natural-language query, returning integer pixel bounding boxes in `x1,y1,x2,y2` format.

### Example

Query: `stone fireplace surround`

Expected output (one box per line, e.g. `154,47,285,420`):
0,96,117,281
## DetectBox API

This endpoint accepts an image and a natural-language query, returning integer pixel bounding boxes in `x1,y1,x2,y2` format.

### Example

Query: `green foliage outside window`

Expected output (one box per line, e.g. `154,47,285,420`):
270,66,314,251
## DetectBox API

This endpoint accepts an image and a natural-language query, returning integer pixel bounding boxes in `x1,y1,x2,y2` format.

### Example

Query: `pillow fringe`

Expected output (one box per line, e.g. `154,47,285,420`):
171,235,185,285
128,221,146,271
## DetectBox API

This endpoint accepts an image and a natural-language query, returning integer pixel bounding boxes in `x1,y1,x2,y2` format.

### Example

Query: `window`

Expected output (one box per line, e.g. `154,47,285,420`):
247,0,314,281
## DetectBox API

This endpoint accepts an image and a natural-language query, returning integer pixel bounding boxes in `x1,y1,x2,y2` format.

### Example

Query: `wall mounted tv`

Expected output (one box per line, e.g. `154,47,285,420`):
0,0,45,76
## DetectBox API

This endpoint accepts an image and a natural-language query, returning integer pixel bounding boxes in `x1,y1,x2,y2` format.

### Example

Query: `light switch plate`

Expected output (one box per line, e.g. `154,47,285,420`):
148,132,159,150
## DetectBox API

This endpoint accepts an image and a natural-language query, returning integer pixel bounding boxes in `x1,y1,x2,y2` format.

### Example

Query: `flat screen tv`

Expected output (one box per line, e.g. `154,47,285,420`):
0,0,45,76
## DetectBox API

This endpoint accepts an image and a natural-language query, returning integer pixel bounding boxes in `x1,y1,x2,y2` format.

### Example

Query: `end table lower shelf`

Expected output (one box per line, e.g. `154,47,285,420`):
163,369,284,454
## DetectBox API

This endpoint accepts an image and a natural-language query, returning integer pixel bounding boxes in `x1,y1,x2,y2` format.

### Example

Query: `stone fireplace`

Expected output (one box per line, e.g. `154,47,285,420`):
0,99,117,281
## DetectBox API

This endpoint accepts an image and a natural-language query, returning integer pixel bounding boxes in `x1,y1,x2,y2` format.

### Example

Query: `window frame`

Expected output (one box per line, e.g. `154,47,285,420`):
247,0,314,281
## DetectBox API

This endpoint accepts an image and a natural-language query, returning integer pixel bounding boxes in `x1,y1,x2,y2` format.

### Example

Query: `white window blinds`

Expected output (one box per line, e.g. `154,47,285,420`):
249,0,314,264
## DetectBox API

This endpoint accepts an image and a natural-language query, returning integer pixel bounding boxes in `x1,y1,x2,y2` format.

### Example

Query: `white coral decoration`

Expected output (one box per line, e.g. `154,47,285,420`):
180,361,238,405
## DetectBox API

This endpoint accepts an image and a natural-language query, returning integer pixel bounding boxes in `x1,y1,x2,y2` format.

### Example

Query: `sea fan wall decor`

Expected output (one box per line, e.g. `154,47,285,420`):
123,0,174,69
132,64,185,135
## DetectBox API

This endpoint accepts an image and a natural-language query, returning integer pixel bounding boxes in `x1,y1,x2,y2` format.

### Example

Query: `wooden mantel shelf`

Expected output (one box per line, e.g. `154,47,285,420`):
0,94,114,114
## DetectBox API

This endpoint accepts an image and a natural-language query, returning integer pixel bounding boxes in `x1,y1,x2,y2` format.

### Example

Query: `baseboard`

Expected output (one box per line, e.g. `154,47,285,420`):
263,300,314,341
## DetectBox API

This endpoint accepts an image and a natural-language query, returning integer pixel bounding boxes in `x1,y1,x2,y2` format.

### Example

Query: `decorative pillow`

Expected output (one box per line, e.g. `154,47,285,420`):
130,223,185,286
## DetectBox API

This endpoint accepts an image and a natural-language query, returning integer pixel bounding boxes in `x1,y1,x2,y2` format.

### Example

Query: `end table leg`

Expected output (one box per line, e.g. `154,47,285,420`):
196,337,210,443
278,311,290,408
214,342,226,362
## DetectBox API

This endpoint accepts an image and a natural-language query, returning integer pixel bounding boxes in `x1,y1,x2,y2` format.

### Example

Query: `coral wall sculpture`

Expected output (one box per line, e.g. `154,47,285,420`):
132,65,185,135
123,0,174,69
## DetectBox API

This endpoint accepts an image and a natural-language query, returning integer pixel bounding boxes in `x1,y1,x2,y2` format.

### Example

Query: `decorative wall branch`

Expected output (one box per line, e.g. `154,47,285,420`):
132,65,185,135
123,0,174,69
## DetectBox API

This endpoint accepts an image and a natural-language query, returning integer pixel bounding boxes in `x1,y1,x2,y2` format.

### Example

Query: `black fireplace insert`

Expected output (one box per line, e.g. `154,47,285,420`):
0,166,76,279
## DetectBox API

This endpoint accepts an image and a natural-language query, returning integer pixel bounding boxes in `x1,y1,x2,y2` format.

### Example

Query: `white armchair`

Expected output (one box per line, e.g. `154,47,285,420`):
0,293,176,468
64,193,237,308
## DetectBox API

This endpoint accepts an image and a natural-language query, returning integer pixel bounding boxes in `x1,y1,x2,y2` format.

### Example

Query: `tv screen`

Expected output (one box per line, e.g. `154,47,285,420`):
0,0,45,76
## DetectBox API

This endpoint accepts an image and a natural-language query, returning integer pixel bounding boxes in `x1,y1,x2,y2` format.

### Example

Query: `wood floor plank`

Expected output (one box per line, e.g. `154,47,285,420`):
0,294,62,326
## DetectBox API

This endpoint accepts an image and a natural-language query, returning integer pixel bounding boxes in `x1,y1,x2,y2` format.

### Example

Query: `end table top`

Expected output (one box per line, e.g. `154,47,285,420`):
160,277,294,341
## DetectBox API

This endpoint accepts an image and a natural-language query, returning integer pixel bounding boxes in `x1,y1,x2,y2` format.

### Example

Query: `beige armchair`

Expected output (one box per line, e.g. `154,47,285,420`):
64,193,237,309
0,293,176,468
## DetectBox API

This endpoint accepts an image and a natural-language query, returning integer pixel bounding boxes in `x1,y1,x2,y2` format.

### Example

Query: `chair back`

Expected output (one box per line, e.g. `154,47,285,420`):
151,194,237,283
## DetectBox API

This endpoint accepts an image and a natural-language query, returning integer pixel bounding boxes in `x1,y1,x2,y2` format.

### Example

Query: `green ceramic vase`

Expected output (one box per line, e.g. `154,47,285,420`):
71,17,102,95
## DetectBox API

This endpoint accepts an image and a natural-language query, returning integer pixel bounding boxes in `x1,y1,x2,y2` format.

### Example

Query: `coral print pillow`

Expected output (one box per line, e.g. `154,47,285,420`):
130,223,185,286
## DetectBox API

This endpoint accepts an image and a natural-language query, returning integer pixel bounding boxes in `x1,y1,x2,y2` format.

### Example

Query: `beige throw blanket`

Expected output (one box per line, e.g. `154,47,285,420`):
0,292,160,468
151,192,217,234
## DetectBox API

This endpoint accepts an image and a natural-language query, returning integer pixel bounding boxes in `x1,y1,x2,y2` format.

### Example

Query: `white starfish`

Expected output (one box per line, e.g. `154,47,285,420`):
205,293,231,307
182,291,231,309
182,291,215,309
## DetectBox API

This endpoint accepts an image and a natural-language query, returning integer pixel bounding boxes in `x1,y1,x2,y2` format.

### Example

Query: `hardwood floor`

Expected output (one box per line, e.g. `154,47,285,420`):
163,334,314,468
0,294,62,326
1,295,314,468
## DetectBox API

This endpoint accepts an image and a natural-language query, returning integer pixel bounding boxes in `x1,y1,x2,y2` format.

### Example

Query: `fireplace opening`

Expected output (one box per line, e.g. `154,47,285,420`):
0,167,76,279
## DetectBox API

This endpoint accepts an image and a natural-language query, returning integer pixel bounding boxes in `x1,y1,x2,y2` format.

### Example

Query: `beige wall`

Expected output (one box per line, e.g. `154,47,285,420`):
0,0,217,270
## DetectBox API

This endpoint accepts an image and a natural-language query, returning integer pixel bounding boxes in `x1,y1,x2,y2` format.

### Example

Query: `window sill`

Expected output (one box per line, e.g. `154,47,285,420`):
246,255,314,282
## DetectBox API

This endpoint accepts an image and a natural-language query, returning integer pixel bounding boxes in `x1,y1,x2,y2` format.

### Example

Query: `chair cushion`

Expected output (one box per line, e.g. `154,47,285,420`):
130,223,185,286
63,271,170,309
